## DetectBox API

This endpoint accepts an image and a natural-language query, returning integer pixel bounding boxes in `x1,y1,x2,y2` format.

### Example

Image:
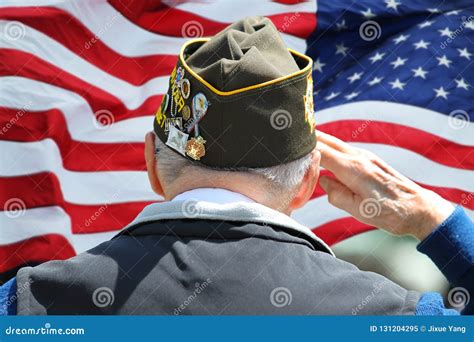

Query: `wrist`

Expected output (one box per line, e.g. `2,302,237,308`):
416,191,455,240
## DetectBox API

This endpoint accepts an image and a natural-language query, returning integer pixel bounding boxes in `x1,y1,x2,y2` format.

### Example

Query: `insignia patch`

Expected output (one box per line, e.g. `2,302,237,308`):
304,74,315,132
160,93,169,114
164,117,183,132
186,136,206,160
181,79,191,99
182,105,191,121
166,125,189,156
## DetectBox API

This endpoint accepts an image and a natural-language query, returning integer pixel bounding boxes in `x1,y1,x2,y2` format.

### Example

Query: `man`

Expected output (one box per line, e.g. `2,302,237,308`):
1,17,472,315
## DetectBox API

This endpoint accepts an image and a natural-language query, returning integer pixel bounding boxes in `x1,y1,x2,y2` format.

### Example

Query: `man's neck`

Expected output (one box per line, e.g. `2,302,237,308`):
171,188,255,205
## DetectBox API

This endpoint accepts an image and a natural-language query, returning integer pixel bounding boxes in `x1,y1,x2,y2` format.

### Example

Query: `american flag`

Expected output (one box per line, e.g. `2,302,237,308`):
0,0,472,282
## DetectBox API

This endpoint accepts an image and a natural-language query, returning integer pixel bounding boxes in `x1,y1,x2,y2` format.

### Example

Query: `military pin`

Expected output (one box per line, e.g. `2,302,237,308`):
181,79,191,99
186,136,206,161
182,105,191,121
160,93,169,114
166,125,189,156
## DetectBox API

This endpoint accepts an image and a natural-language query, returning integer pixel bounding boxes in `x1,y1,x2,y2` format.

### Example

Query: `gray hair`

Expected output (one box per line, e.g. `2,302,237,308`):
154,136,312,190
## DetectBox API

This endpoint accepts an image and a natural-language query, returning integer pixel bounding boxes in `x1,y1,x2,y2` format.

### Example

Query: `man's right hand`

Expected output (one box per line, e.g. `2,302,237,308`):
316,131,455,241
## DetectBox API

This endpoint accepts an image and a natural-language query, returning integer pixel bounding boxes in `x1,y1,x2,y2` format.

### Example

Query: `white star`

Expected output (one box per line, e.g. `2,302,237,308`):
324,92,340,100
335,42,349,56
466,21,474,30
446,10,460,16
412,67,428,79
345,92,360,100
336,20,347,31
439,27,454,38
413,40,430,49
433,86,449,99
428,8,440,13
455,78,470,90
390,56,408,68
313,58,326,72
393,34,410,44
385,0,401,10
369,52,385,63
418,21,434,29
458,48,473,60
368,76,384,86
389,78,406,90
361,8,377,19
436,55,452,68
347,72,363,83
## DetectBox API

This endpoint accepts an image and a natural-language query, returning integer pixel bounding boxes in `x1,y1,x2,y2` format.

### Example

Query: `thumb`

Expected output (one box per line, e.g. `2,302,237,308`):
319,176,358,214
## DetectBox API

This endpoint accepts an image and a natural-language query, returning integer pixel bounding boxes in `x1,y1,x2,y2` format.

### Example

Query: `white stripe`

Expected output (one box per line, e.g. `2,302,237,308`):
0,76,152,143
0,206,117,254
0,139,158,204
293,196,474,230
353,143,474,191
0,21,168,109
316,101,474,146
0,1,308,55
166,0,316,22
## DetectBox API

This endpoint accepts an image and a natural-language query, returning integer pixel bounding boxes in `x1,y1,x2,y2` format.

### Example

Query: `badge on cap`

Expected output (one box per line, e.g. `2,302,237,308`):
164,117,183,132
188,92,209,133
186,136,206,160
182,105,191,121
181,79,191,99
166,125,189,156
304,74,315,132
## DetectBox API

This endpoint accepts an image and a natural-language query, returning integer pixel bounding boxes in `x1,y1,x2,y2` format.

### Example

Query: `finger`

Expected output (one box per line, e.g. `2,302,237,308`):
316,130,356,155
318,142,359,186
319,176,358,213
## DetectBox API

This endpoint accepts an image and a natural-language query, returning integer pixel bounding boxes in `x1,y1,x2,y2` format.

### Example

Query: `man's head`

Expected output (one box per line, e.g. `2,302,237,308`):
146,16,319,214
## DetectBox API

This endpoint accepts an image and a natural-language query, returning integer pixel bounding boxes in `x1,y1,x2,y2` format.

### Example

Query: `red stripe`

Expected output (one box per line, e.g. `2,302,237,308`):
0,49,161,122
318,121,474,170
0,107,146,171
0,174,152,233
108,0,316,39
313,217,374,245
0,6,177,86
0,234,76,274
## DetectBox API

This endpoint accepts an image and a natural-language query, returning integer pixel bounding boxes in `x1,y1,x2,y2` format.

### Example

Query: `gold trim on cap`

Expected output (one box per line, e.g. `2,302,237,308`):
179,38,313,96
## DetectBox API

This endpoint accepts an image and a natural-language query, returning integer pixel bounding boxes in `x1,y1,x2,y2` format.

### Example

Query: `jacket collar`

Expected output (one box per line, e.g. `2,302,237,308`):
123,199,334,256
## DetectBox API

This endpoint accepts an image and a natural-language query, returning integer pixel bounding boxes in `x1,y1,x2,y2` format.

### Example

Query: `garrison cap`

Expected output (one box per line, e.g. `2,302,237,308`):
153,16,316,168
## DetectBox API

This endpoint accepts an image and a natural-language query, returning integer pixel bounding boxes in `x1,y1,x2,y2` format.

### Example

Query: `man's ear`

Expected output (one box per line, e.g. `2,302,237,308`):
144,132,165,197
288,149,321,212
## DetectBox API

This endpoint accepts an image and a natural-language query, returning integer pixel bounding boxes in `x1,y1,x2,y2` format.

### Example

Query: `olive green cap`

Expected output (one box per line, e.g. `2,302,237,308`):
154,16,316,168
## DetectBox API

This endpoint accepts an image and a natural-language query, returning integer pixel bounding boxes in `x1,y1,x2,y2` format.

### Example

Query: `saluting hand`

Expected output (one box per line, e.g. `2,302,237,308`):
316,131,455,241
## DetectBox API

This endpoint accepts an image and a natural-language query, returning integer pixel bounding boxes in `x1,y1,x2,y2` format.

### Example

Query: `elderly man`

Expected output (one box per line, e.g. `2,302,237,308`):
1,17,472,315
